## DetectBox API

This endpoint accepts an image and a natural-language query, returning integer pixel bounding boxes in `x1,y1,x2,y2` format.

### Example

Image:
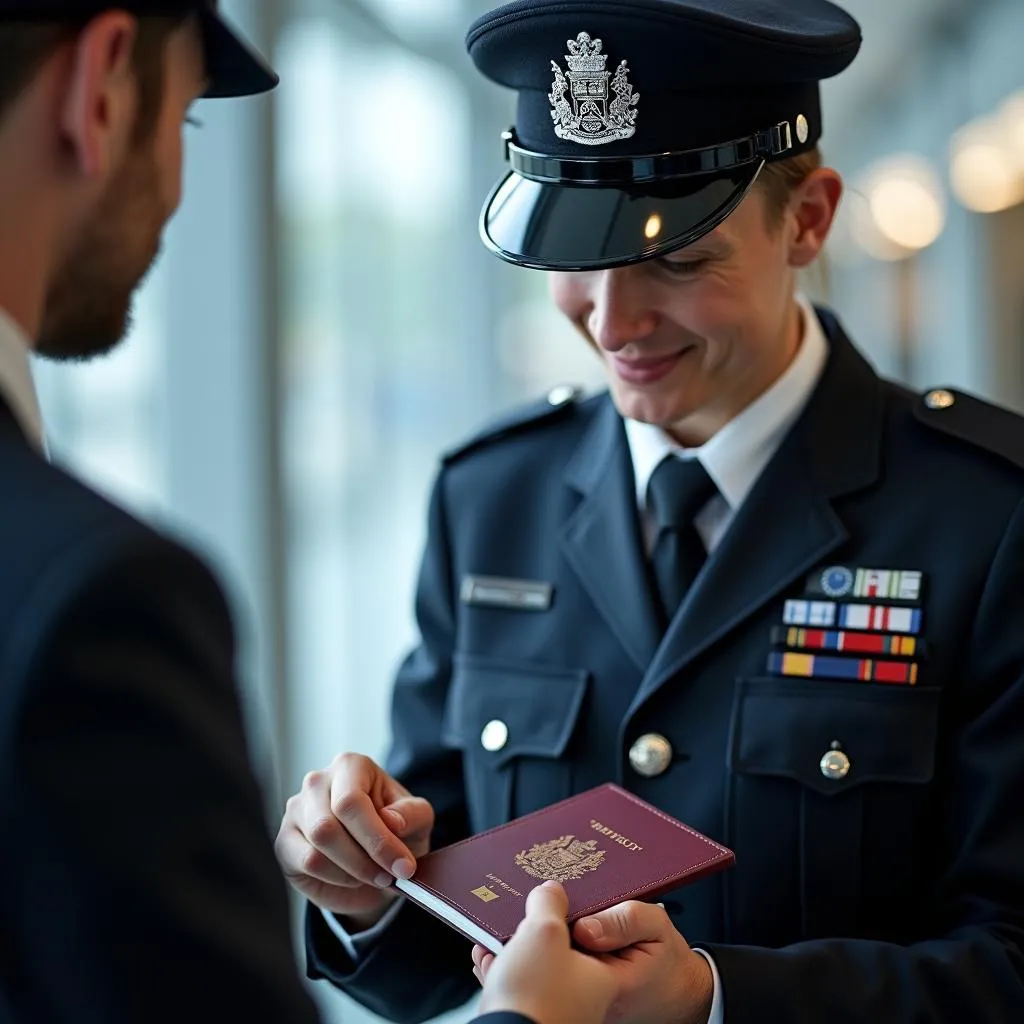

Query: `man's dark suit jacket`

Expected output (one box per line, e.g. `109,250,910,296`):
0,395,325,1020
0,394,543,1024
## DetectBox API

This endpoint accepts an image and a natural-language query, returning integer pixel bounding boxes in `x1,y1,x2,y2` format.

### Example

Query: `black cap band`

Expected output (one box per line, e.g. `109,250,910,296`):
505,120,795,186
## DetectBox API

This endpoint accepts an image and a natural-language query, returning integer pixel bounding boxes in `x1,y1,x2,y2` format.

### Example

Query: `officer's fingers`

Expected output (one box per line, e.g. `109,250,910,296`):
275,825,365,888
329,751,412,807
280,778,367,883
330,777,417,881
300,793,397,888
275,831,388,916
287,767,333,827
296,874,396,917
378,771,414,807
573,899,670,951
332,752,418,823
381,796,435,846
283,870,354,909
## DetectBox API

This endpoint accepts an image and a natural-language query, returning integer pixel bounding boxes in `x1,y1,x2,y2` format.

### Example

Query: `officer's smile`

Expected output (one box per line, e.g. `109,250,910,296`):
609,348,695,386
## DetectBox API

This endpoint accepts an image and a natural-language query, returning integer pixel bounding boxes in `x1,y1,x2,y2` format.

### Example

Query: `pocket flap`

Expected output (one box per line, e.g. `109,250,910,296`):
442,653,588,768
728,677,940,796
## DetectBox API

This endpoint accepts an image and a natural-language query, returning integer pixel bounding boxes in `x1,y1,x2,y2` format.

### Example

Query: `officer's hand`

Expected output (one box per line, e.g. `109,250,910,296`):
571,901,714,1024
474,882,616,1024
274,753,434,928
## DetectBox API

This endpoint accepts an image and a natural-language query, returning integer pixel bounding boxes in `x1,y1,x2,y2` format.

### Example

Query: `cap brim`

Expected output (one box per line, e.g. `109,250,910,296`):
480,163,763,271
201,9,278,98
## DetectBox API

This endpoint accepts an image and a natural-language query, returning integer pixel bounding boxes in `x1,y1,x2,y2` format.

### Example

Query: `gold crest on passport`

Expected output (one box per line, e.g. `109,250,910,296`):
514,835,606,883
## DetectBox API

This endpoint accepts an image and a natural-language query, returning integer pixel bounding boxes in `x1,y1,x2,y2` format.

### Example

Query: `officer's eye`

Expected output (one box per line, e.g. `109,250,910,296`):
656,257,707,277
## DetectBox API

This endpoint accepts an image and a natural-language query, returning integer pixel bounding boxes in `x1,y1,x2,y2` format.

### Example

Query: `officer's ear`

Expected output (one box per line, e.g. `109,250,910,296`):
59,12,139,181
785,167,843,270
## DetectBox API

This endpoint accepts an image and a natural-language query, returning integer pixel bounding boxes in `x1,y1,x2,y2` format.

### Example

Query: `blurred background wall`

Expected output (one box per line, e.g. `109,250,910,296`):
29,0,1024,1020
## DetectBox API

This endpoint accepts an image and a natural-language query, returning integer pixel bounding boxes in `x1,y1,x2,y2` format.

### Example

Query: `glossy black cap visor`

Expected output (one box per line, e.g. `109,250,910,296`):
481,161,763,271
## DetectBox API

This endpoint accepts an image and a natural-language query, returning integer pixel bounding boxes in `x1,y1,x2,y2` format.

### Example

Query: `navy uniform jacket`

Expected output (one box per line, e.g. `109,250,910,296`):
0,398,322,1022
307,309,1024,1023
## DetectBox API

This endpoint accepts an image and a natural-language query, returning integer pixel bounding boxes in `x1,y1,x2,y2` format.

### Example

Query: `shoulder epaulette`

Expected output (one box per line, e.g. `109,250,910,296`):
441,385,583,465
914,387,1024,471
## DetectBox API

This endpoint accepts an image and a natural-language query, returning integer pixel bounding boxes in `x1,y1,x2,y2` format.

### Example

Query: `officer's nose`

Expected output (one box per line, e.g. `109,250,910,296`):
583,269,659,353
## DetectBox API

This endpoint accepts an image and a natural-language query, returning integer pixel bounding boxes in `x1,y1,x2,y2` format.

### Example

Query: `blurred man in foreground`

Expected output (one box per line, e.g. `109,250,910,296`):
0,4,616,1022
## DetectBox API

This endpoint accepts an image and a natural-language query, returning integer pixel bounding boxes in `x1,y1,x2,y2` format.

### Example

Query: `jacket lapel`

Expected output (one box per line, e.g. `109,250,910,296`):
628,310,886,713
560,397,662,672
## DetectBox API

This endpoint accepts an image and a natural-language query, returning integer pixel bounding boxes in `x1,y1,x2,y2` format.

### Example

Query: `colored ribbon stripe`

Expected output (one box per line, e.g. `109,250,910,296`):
767,651,918,685
771,626,919,657
783,599,922,635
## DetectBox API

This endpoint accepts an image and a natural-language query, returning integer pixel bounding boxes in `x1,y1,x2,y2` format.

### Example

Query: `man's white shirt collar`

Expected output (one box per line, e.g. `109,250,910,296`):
0,306,46,452
625,294,829,517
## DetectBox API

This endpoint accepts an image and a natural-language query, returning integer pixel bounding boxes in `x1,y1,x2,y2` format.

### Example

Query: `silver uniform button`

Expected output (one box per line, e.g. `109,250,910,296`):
820,742,851,781
796,113,809,144
481,719,509,753
925,389,956,410
629,733,674,778
547,384,578,407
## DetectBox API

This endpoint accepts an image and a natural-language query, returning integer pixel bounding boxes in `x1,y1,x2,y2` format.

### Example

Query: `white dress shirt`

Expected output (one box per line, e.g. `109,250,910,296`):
326,296,830,1024
0,307,45,452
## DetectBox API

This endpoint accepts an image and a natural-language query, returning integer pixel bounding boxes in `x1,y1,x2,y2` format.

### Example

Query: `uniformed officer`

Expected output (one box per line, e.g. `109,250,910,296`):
277,1,1024,1021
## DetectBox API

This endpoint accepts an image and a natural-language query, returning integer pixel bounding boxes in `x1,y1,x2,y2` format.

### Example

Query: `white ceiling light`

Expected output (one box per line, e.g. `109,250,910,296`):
950,115,1024,214
852,154,946,260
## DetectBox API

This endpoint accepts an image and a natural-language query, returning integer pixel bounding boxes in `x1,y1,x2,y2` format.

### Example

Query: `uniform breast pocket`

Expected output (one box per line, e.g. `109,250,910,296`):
726,677,940,945
441,653,589,833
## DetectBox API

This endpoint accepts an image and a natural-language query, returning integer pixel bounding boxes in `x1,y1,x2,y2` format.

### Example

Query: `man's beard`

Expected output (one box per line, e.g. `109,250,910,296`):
37,146,165,362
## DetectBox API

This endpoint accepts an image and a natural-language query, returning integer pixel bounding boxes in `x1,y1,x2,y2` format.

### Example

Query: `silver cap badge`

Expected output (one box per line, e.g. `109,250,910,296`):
549,32,639,146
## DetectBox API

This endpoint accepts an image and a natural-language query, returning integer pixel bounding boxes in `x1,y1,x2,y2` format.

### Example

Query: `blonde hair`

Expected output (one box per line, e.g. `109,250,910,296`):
756,146,830,297
757,146,824,227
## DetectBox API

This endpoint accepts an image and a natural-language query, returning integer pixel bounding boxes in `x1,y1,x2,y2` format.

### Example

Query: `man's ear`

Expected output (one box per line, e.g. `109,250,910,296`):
786,167,843,269
59,12,138,180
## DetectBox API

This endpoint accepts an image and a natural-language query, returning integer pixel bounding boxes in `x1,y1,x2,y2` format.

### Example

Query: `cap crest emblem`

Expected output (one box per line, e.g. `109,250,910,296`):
549,32,639,146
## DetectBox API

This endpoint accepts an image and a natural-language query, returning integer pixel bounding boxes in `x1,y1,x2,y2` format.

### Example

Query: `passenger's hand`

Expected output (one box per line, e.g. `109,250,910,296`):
274,753,434,928
572,900,714,1024
475,881,616,1024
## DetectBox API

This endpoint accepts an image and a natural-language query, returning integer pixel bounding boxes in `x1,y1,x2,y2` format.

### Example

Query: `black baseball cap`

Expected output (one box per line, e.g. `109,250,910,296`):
467,0,861,271
0,0,277,98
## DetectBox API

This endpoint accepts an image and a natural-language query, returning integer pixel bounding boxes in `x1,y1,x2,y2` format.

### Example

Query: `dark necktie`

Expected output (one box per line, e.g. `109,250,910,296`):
646,456,718,624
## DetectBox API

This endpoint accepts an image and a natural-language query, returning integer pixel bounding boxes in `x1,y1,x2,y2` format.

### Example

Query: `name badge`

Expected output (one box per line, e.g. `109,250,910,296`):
460,575,553,612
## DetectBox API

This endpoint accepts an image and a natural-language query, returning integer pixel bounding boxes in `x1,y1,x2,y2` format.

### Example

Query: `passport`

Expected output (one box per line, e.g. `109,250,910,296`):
393,783,735,953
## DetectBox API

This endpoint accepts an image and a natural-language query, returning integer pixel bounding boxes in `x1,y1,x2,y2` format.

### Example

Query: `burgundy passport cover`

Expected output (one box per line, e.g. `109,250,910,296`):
393,783,734,951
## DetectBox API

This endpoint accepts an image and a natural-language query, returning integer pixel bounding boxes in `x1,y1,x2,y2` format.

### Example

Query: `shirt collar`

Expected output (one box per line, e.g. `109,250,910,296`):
626,294,829,513
0,306,45,452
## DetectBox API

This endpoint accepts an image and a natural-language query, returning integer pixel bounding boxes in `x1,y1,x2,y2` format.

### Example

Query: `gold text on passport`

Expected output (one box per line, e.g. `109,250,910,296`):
590,819,644,852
